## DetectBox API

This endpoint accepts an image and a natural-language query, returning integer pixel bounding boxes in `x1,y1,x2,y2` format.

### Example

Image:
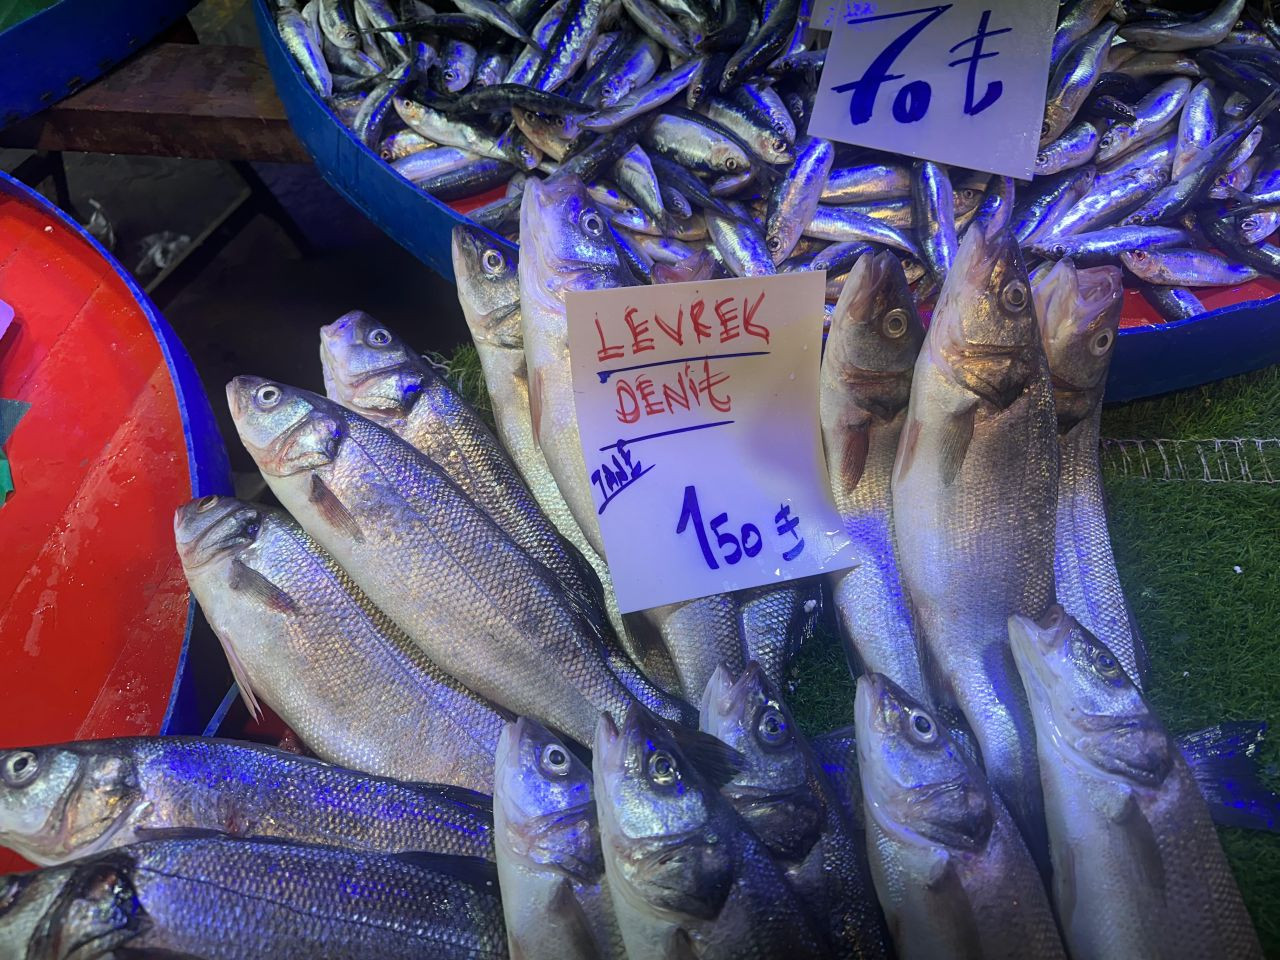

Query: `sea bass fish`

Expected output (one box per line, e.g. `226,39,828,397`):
176,496,505,792
820,252,927,700
451,227,678,691
594,704,828,960
0,836,507,960
735,580,822,692
890,221,1058,868
0,737,494,866
226,380,692,745
519,174,637,557
1033,260,1148,687
854,674,1067,960
494,717,625,960
1009,608,1262,960
701,664,892,958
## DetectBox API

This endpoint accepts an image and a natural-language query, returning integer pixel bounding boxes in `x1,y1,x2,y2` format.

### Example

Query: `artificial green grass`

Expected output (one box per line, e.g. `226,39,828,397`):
447,340,1280,953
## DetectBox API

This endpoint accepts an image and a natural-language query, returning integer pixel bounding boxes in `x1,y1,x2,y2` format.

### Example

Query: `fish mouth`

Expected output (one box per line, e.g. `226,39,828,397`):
698,664,741,738
173,496,254,569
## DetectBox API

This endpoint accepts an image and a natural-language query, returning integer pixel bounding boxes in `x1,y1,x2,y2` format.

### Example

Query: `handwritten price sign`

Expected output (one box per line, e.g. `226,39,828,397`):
809,0,1056,179
566,272,854,612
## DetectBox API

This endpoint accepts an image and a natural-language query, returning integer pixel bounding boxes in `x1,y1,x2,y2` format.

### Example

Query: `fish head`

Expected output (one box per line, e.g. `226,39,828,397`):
0,744,142,865
226,377,345,478
855,674,994,852
0,866,75,956
1240,211,1279,245
594,706,735,920
495,717,601,880
699,665,821,862
451,226,522,349
711,141,752,178
19,854,144,958
1009,607,1173,788
319,312,427,424
929,221,1041,409
173,496,265,571
1034,261,1122,431
826,251,925,421
522,175,622,280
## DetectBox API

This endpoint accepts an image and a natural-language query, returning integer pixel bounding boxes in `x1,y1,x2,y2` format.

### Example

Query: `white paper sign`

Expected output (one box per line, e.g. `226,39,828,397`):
566,272,855,612
808,0,1057,179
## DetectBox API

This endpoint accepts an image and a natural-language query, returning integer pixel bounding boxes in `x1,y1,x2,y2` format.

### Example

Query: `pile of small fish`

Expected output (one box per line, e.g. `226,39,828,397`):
3,195,1278,957
273,0,1280,321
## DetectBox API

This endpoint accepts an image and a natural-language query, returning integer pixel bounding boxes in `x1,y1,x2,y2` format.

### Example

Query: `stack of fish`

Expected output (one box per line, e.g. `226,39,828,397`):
275,0,1280,321
3,201,1276,957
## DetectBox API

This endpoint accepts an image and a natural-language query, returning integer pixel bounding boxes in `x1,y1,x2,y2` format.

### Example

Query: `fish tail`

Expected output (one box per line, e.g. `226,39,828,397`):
1178,721,1280,833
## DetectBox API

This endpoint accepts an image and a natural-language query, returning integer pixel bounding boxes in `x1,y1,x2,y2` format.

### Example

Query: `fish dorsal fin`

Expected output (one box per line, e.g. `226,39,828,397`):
392,852,500,889
228,558,297,614
308,473,365,543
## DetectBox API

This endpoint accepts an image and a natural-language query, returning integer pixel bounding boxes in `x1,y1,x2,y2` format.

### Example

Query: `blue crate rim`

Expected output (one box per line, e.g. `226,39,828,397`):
0,170,232,735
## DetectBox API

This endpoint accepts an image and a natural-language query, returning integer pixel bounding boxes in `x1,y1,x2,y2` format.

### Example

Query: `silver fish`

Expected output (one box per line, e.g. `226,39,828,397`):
582,59,700,131
1035,120,1100,176
1051,0,1116,69
380,129,435,161
507,0,569,85
821,162,911,204
594,705,828,960
226,379,690,744
643,112,753,175
0,836,507,960
1013,165,1096,246
766,136,835,263
620,0,692,57
534,0,609,92
613,143,666,223
494,717,625,960
318,0,360,48
804,205,920,256
0,737,494,865
1121,246,1259,285
854,673,1067,960
821,252,927,701
702,664,892,958
442,39,479,92
600,36,664,106
1095,76,1192,163
1028,224,1189,264
1173,79,1216,179
702,96,794,165
1009,608,1262,960
1033,260,1149,690
708,208,776,276
278,6,332,97
891,222,1057,868
735,582,822,692
1118,0,1247,50
912,160,958,282
646,593,743,702
1042,22,1118,145
176,496,506,792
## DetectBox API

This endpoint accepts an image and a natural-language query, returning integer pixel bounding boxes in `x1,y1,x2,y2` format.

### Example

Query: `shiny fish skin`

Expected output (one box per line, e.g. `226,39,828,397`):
494,717,625,960
392,145,480,183
912,161,957,283
1048,155,1171,238
821,162,911,204
519,175,630,557
648,593,743,701
594,705,829,960
854,674,1067,960
451,228,678,695
702,95,794,165
1033,261,1148,689
1095,75,1191,163
736,581,822,691
600,36,663,107
582,59,701,131
1173,79,1216,179
620,0,692,58
1028,224,1189,264
226,379,688,744
1051,0,1115,70
821,252,927,701
891,222,1056,871
708,207,777,276
176,497,505,792
442,39,479,93
279,7,332,97
1009,609,1262,960
1035,120,1100,176
1042,21,1118,145
1013,165,1096,246
534,0,609,92
507,0,568,85
1121,246,1260,285
701,665,892,959
319,0,360,49
766,136,834,263
1,836,508,960
642,111,752,175
1119,0,1247,51
613,143,666,223
0,738,495,866
805,205,920,256
1136,279,1205,319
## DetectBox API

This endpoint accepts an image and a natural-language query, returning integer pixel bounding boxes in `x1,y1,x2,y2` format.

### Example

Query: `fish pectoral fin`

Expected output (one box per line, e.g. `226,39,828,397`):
924,848,957,891
1106,786,1169,904
665,721,745,786
840,424,871,490
308,473,366,543
229,559,298,614
548,876,603,959
892,416,922,484
208,615,264,723
666,927,700,960
938,405,977,486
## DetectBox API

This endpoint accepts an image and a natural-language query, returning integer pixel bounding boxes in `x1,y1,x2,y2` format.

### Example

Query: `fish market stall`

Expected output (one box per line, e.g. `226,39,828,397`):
0,172,232,874
257,0,1280,401
2,0,1280,957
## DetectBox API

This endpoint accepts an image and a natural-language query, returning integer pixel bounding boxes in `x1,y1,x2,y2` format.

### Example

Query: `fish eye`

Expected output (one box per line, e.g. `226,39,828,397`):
482,248,505,273
766,234,782,252
540,743,570,776
254,384,283,408
366,327,392,347
647,749,679,787
1001,280,1029,312
724,157,739,171
1035,152,1048,164
2,751,39,788
1052,243,1067,258
1089,644,1125,680
1090,329,1114,356
1100,134,1112,147
195,495,220,513
581,210,605,236
908,710,937,743
1040,120,1051,138
756,705,789,746
771,137,788,153
883,308,909,338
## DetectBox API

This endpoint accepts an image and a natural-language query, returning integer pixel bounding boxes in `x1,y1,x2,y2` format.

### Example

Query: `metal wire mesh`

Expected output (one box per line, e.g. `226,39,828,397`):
1099,438,1280,483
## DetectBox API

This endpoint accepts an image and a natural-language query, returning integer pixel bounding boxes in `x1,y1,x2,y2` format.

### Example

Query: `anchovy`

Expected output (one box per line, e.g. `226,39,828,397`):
707,207,776,276
1096,76,1192,163
912,160,958,282
1028,224,1190,264
1173,79,1217,178
1036,120,1100,176
1042,22,1118,145
804,205,921,256
1119,0,1247,50
765,136,834,263
581,59,700,131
